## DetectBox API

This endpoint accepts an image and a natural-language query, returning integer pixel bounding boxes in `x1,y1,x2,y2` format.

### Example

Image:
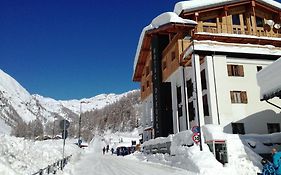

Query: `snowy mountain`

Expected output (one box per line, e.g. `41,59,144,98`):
0,69,134,134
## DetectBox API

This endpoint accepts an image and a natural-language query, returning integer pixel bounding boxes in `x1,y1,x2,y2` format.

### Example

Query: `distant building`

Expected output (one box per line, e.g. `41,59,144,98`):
133,0,281,142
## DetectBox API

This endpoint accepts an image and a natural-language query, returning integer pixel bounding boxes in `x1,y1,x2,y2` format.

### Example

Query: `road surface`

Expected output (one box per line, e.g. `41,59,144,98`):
63,137,195,175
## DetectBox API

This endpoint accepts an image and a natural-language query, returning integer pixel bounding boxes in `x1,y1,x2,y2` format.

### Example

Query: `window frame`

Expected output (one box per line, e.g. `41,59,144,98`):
231,123,245,134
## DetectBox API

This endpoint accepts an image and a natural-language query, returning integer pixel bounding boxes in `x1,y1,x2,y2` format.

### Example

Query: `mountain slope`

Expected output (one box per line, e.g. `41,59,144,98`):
0,69,137,134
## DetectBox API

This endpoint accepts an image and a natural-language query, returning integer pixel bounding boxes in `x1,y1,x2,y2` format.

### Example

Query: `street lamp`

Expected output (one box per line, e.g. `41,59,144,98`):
78,101,86,147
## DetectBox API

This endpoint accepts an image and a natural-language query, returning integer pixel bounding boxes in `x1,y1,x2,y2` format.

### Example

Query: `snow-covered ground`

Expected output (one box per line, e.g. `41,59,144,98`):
0,135,81,175
62,136,196,175
1,125,277,175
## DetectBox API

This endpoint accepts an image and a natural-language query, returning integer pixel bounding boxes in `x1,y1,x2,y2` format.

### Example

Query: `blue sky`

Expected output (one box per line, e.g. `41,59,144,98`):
0,0,180,100
1,0,281,100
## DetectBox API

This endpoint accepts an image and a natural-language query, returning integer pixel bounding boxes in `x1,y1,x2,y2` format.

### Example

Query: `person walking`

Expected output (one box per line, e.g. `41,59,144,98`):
103,147,106,155
260,158,276,175
272,148,281,175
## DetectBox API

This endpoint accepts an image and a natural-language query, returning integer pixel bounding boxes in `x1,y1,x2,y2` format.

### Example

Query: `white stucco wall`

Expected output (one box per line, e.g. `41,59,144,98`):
212,55,281,134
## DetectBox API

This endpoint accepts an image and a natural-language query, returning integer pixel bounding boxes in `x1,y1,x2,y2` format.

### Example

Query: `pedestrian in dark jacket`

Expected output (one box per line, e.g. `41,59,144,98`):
102,147,105,155
261,158,276,175
272,148,281,175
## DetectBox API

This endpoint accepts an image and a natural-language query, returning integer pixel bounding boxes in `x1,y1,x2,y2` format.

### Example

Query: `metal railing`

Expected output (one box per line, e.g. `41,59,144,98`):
143,142,172,155
31,155,72,175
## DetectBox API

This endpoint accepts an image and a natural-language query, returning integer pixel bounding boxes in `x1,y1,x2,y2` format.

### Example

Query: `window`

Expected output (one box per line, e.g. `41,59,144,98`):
171,51,176,61
227,64,244,77
162,60,167,70
188,101,195,121
177,86,183,117
230,91,248,104
267,123,280,134
232,123,245,134
232,14,240,25
256,16,264,27
186,79,193,98
146,66,149,76
201,70,207,90
204,18,216,23
257,66,262,72
202,95,209,116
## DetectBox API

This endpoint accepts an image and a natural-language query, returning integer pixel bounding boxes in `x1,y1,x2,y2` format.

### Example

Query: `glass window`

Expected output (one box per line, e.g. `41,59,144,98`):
256,16,264,27
204,18,216,23
177,86,183,117
201,70,207,90
203,95,209,116
186,79,193,98
230,91,248,104
232,123,245,134
188,101,195,121
257,66,262,72
232,14,240,25
227,64,244,77
267,123,280,134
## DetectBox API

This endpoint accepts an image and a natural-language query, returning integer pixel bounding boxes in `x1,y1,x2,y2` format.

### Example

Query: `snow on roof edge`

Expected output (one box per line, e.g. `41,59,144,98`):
174,0,281,15
132,12,197,80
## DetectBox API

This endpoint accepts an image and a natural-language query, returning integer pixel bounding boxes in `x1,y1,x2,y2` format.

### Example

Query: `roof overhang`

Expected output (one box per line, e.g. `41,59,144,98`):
132,22,196,82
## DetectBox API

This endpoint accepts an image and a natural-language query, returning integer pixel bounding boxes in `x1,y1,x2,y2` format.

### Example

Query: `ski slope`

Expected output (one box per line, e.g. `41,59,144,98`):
63,137,195,175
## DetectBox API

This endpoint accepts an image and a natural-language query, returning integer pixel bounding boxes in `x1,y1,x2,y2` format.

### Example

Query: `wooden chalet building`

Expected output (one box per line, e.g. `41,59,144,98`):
133,0,281,142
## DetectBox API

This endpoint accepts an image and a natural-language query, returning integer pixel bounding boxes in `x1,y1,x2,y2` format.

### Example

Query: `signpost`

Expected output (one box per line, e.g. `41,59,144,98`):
60,119,70,165
192,126,200,145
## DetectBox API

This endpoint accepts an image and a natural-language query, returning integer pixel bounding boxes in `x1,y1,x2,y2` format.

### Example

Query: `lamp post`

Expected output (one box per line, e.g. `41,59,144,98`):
78,101,86,147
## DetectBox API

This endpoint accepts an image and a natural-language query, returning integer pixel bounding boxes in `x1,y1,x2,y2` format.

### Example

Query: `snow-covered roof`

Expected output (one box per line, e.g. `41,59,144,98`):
174,0,281,15
132,12,197,80
257,57,281,100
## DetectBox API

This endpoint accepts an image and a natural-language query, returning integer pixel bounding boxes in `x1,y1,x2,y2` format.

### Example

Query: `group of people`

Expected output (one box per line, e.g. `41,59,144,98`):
102,145,114,155
260,148,281,175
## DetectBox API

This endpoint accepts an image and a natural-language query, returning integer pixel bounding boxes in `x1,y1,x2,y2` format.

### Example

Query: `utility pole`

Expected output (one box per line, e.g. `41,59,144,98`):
78,101,86,147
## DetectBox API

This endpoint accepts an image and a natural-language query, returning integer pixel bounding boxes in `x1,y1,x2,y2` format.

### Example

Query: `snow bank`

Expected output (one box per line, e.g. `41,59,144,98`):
139,124,264,174
202,124,226,141
257,57,281,100
0,135,81,175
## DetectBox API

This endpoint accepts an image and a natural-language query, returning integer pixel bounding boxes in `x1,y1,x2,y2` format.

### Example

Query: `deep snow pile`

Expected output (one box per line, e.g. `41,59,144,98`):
139,124,264,174
0,135,81,175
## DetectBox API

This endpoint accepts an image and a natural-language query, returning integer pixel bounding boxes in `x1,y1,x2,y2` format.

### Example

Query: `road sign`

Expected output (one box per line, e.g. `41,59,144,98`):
192,133,200,144
59,119,70,129
62,130,68,139
192,126,200,133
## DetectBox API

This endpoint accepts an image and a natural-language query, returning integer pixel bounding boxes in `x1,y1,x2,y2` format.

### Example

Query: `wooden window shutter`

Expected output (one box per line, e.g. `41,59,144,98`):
238,65,244,76
227,65,232,76
230,91,235,103
241,91,248,103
